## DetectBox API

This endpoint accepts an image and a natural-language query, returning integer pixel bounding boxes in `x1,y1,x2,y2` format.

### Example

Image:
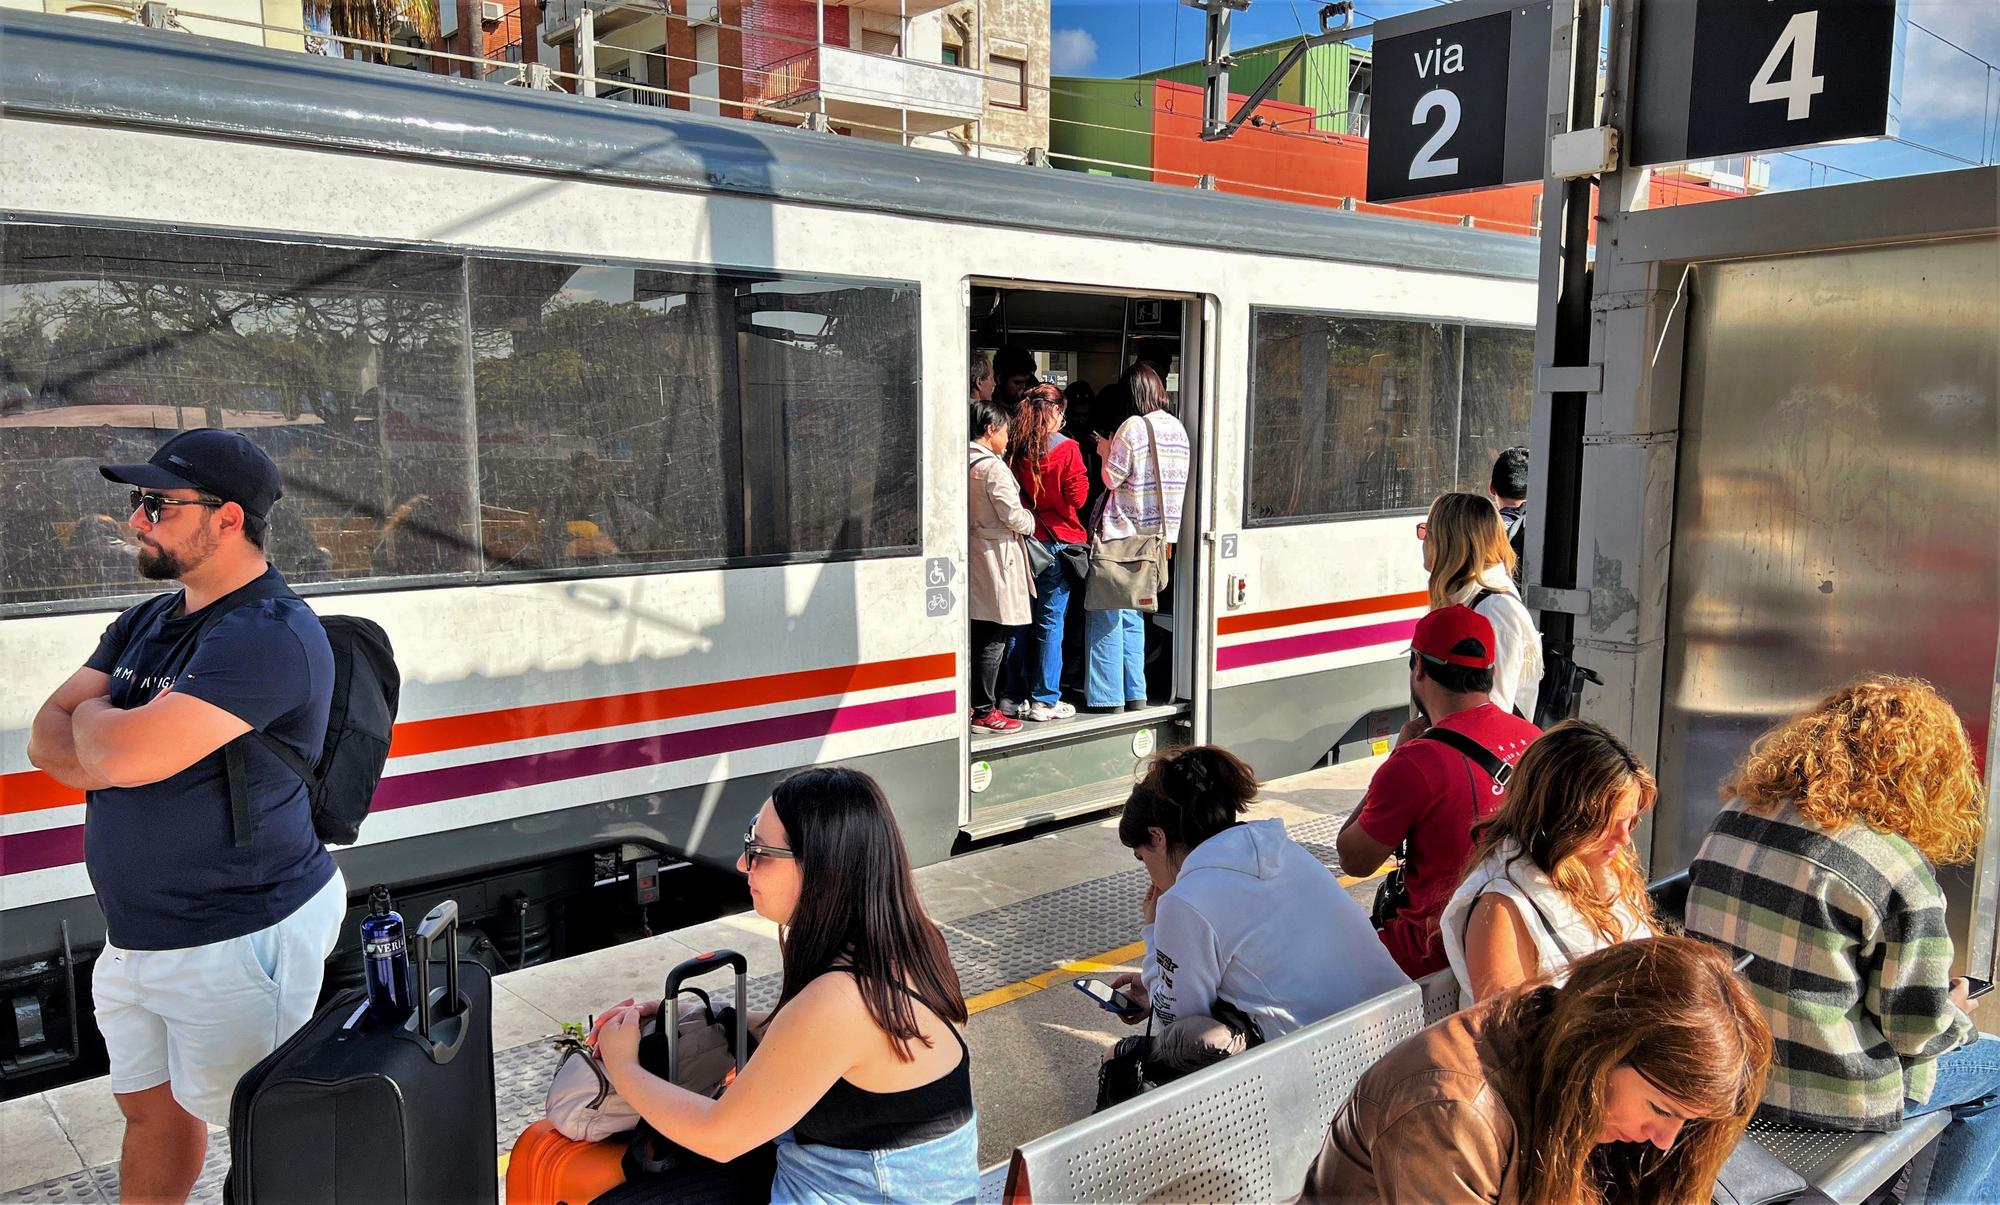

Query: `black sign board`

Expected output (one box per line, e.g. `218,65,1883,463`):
1365,0,1552,204
1633,0,1899,166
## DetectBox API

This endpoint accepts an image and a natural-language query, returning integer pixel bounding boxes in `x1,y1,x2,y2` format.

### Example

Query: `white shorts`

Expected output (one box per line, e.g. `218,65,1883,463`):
94,867,347,1124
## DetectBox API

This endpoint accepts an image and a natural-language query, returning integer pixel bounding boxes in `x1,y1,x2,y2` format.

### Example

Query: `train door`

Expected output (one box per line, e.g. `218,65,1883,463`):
960,281,1207,838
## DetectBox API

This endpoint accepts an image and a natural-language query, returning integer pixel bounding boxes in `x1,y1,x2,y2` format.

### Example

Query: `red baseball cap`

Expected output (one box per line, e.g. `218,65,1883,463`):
1409,604,1496,669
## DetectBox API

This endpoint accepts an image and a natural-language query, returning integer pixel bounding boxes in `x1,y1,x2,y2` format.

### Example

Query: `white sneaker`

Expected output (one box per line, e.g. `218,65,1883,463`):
1026,700,1077,722
998,699,1022,718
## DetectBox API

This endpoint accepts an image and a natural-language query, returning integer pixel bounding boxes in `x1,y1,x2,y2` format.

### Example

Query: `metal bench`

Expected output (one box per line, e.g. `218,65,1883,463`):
996,966,1949,1204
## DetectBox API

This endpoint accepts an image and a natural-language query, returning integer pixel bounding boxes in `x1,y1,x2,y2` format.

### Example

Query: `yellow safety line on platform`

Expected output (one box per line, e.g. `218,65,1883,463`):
965,940,1148,1015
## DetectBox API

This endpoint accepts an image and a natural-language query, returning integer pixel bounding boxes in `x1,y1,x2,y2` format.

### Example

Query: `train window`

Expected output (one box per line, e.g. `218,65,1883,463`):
0,223,473,607
470,261,738,571
1458,325,1536,493
739,279,922,557
1245,311,1462,523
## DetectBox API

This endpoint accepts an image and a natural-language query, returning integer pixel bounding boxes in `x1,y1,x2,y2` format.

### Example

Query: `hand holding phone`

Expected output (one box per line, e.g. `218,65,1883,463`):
1074,977,1139,1016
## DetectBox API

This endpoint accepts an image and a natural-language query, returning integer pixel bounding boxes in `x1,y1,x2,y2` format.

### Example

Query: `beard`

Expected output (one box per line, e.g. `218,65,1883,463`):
136,521,219,581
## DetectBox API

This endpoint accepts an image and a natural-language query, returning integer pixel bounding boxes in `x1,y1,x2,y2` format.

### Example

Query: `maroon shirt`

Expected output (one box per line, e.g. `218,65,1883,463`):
1013,432,1088,544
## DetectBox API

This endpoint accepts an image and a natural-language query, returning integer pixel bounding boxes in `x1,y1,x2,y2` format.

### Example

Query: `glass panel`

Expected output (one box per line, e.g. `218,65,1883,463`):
1246,311,1459,524
0,224,472,607
470,260,737,571
737,278,921,556
1457,325,1535,492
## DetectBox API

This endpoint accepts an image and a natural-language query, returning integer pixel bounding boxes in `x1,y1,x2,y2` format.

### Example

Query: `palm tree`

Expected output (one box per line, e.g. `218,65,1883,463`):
328,0,440,60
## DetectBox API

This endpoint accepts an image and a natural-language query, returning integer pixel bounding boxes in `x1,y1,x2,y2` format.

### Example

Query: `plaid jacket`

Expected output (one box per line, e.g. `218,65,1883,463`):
1685,799,1974,1130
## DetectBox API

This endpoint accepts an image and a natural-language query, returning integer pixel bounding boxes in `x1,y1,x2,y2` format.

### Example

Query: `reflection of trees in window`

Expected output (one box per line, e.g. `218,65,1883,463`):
1249,311,1526,525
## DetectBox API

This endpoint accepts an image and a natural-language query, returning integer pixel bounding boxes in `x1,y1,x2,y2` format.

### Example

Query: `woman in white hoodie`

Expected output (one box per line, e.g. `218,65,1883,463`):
1420,491,1542,721
1100,746,1409,1106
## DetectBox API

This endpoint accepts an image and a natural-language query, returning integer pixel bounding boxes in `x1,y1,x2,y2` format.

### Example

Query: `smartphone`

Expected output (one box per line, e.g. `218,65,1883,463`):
1965,977,1994,1000
1074,977,1139,1015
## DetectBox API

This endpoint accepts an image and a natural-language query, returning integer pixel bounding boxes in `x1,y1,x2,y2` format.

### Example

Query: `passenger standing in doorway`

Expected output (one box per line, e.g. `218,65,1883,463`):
1000,384,1086,723
969,353,994,404
25,430,344,1205
1420,491,1542,721
1084,364,1189,713
1489,446,1529,572
992,345,1037,412
966,401,1033,735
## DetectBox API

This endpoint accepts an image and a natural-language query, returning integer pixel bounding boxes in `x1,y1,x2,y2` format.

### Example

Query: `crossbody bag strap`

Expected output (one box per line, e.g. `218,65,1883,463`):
1143,416,1167,538
1416,725,1514,787
1498,869,1579,959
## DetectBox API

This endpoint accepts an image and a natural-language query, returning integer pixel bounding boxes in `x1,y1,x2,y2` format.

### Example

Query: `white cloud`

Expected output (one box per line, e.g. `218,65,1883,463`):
1899,0,2000,128
1051,27,1098,74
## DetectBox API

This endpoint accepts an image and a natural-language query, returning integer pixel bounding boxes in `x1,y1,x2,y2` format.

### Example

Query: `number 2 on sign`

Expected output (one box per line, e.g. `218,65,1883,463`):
1410,88,1461,180
1750,10,1826,121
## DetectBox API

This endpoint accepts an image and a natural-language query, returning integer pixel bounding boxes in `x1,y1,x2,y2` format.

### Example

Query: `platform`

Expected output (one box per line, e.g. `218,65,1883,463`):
1,757,1384,1203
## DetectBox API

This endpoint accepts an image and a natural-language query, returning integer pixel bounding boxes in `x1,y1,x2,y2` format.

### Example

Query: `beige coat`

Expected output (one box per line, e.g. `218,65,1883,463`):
968,442,1035,625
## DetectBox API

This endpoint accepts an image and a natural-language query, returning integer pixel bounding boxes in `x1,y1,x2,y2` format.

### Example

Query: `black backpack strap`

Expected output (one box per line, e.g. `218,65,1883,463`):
224,742,254,849
1418,726,1514,788
1469,588,1498,609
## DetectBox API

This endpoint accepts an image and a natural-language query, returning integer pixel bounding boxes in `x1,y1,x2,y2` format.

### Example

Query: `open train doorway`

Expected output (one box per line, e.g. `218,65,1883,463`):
961,282,1204,839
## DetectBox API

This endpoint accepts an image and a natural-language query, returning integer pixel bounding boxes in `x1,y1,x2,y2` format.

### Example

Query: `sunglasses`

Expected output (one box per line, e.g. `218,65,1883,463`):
130,490,224,525
1415,520,1430,541
742,822,795,868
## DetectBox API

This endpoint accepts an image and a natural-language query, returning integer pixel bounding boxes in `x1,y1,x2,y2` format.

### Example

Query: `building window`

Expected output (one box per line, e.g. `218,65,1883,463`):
1244,309,1532,525
861,30,901,57
942,43,960,67
990,54,1026,109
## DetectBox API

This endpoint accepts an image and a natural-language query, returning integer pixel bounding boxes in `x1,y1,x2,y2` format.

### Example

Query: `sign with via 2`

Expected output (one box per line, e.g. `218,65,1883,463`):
1632,0,1899,166
1365,0,1552,205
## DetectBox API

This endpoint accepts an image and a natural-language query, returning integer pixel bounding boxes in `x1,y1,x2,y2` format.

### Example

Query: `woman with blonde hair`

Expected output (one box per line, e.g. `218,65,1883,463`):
1686,674,1996,1200
1418,491,1542,720
1305,936,1771,1204
1440,719,1659,1002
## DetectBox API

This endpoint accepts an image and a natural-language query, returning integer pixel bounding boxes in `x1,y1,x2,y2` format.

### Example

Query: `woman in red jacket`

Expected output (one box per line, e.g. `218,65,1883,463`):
1002,384,1088,722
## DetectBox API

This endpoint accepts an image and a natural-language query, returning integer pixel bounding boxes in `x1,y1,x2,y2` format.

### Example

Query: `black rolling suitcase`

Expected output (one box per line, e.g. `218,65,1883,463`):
226,900,497,1205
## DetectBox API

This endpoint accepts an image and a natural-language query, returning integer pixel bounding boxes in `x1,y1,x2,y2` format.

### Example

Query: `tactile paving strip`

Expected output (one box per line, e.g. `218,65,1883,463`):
11,815,1352,1204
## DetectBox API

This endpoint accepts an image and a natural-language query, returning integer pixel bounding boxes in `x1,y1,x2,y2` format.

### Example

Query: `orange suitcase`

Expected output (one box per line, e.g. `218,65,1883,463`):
505,1119,628,1205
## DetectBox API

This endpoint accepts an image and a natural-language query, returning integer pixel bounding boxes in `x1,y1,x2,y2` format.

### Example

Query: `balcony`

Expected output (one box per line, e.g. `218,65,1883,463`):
1656,157,1773,194
821,0,958,15
753,46,983,139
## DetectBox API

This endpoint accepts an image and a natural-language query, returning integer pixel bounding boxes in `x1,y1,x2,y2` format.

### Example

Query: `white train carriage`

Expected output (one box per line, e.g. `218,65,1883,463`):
0,10,1534,1079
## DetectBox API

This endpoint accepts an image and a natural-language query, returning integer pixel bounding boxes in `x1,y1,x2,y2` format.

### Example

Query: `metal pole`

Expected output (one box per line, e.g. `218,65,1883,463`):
816,0,826,124
577,5,597,96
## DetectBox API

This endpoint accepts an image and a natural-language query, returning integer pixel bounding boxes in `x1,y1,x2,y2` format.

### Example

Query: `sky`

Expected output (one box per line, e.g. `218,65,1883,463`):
1045,0,1999,193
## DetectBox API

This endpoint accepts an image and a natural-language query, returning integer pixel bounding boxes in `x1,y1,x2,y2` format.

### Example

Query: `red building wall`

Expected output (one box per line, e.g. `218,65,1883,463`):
1147,81,1737,234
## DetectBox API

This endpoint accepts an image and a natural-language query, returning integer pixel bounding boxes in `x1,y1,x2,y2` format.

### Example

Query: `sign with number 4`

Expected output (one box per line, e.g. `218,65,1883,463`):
1632,0,1899,166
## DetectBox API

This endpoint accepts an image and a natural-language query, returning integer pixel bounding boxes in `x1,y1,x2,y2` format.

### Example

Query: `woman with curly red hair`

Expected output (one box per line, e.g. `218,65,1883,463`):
1685,674,1995,1200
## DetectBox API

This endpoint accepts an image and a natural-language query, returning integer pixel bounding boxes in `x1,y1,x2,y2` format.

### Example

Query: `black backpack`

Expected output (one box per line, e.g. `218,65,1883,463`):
223,614,400,847
1467,588,1601,727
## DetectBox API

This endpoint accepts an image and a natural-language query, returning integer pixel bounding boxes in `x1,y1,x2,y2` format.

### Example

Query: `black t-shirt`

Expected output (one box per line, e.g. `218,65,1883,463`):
84,566,336,950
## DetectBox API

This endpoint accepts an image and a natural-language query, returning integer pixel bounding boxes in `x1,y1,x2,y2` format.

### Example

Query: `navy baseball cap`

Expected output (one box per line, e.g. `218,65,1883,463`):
100,429,283,519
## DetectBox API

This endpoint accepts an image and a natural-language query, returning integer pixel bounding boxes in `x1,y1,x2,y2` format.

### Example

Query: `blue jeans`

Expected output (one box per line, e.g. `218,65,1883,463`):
1907,1033,2000,1201
1084,607,1146,707
770,1116,978,1204
1003,542,1072,706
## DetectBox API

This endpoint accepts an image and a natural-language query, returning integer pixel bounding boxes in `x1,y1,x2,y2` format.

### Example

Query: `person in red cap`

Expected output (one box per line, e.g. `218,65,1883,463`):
1335,605,1542,978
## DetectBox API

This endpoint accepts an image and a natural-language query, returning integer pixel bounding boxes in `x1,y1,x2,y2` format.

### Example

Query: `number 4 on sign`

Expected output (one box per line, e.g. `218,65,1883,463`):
1750,11,1826,121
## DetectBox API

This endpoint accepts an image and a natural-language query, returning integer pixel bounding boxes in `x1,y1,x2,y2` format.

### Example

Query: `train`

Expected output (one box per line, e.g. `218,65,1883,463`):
0,8,1537,1087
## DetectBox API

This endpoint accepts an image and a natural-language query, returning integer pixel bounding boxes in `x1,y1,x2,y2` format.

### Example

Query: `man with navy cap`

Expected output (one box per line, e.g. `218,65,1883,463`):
1333,605,1541,980
26,429,343,1203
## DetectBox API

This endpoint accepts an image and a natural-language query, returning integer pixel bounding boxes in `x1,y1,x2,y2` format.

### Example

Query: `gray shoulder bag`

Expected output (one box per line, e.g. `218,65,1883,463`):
1083,418,1171,613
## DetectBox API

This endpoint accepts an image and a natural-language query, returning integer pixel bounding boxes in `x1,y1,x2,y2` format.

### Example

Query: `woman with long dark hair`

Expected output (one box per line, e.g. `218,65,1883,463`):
597,768,977,1203
999,383,1087,722
1305,936,1770,1204
1440,719,1659,1002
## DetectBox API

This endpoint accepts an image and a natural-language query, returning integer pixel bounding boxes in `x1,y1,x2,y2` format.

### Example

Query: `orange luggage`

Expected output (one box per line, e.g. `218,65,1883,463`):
505,1119,628,1205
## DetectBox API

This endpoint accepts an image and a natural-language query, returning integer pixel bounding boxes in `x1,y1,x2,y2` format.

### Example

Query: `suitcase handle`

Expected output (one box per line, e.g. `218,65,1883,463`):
662,950,749,1083
406,900,468,1065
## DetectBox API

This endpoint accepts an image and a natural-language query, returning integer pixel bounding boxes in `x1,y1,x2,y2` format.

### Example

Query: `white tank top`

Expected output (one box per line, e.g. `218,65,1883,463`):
1440,839,1654,1000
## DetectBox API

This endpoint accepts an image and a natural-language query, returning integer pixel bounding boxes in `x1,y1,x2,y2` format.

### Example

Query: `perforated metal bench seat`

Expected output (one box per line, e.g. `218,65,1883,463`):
1745,1113,1950,1205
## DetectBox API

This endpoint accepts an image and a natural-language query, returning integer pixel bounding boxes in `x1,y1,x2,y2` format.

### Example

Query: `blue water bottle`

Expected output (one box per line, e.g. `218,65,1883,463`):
360,884,414,1022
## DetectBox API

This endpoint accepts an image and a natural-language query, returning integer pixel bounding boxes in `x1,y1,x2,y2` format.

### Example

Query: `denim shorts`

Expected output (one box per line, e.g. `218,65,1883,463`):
769,1115,979,1204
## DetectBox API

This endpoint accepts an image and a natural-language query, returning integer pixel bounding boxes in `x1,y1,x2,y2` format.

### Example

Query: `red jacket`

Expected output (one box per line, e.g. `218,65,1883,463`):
1013,433,1088,544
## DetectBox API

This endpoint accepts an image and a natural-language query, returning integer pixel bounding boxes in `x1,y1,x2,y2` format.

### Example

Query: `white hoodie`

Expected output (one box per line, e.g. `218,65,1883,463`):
1140,819,1410,1039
